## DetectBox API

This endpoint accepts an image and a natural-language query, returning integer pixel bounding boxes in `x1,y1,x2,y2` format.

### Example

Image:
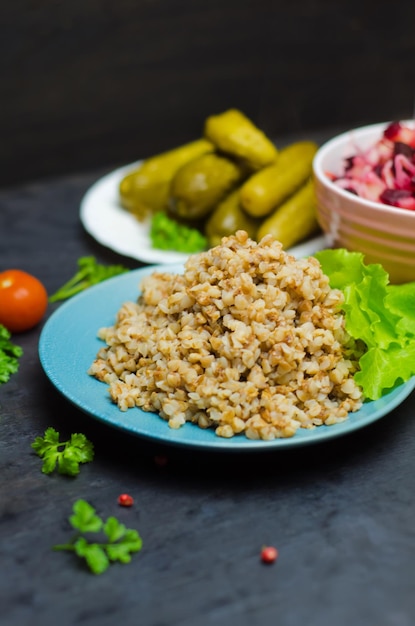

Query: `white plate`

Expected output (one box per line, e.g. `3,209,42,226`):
80,161,328,264
39,265,415,452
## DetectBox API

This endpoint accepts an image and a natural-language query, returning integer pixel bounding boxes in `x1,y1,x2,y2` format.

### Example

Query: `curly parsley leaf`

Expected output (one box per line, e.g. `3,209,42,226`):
73,538,110,575
70,499,102,533
31,427,94,476
54,500,143,575
0,324,23,384
49,256,129,302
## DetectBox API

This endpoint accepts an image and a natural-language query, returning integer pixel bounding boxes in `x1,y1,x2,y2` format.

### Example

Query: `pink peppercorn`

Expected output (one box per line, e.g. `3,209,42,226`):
118,493,134,507
260,546,278,564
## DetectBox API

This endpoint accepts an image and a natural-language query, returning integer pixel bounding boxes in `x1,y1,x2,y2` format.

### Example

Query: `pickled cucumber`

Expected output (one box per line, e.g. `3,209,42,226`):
205,188,260,247
256,178,320,249
240,141,318,218
169,153,245,221
119,138,214,220
204,109,278,170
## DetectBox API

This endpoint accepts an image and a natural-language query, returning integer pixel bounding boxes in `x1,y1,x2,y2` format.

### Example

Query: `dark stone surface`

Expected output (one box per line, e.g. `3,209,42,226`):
1,142,415,626
1,0,415,187
0,161,415,626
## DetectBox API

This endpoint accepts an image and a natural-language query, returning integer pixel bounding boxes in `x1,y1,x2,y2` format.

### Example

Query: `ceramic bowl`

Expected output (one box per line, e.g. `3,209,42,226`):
313,120,415,283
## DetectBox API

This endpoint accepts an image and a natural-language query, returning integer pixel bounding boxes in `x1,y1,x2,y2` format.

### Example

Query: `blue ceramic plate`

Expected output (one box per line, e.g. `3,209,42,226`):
39,265,415,451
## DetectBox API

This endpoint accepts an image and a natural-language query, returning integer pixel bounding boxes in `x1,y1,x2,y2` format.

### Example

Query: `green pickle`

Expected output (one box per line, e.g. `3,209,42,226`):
204,109,278,170
205,188,260,247
240,141,318,218
257,178,320,249
119,138,214,220
169,153,245,221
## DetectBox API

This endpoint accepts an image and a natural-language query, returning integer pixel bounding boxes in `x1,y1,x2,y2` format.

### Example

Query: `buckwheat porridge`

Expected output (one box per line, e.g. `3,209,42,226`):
88,231,363,440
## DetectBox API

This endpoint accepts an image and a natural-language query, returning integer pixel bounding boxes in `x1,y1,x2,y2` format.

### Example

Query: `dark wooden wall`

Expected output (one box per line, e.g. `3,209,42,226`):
2,0,415,186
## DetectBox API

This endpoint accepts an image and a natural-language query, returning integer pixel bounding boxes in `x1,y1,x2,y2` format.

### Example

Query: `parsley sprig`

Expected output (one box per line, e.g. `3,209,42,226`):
0,324,23,384
54,499,143,574
49,256,128,302
31,427,94,476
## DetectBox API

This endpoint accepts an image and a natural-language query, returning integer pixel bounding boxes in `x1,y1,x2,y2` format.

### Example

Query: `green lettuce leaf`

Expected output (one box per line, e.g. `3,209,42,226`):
384,282,415,338
314,248,415,400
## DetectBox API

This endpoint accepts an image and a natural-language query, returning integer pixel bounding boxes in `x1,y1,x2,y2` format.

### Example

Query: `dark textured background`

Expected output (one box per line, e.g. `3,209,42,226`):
2,0,415,186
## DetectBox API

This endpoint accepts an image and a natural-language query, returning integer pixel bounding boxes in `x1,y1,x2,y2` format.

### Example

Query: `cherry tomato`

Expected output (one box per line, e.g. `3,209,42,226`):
0,269,48,333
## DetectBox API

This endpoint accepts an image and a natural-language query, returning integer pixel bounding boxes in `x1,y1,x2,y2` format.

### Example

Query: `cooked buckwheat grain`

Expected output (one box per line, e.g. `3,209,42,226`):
88,231,363,440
